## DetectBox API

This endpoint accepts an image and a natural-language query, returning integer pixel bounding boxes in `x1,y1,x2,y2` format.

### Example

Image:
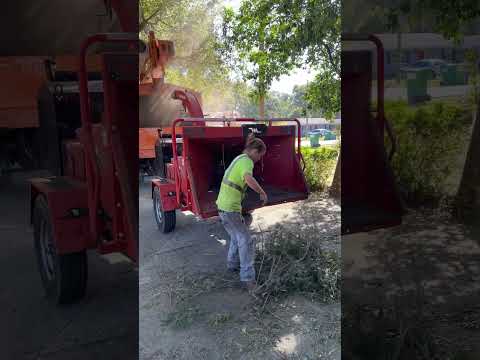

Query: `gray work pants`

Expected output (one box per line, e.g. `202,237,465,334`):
219,211,255,282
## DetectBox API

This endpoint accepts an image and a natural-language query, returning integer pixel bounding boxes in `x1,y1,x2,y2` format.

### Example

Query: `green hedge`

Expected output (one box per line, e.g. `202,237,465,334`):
302,146,339,192
385,100,472,205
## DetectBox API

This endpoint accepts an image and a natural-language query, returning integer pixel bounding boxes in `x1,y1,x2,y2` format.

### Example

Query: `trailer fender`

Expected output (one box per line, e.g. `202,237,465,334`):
30,177,93,254
152,179,178,211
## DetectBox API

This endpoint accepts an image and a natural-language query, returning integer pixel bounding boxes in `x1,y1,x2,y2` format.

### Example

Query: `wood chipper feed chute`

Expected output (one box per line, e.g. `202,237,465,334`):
152,118,309,233
341,35,404,234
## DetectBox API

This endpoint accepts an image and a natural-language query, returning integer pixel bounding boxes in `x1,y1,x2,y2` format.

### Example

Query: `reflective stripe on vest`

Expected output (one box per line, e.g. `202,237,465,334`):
222,154,248,193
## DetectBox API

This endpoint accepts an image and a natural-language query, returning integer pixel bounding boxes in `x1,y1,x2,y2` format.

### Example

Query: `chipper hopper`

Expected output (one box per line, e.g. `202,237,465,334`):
152,119,310,233
341,34,405,234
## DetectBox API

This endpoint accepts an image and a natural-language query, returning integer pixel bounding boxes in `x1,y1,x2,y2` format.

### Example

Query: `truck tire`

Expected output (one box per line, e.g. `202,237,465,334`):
153,187,176,233
33,195,87,304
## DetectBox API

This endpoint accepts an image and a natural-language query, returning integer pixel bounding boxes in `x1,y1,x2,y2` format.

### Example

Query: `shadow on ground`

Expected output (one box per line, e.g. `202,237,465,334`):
342,208,480,357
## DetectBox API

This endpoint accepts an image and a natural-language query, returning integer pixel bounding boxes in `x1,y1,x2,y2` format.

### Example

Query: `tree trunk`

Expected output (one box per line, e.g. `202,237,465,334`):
259,94,265,119
456,106,480,223
396,31,402,85
329,151,341,198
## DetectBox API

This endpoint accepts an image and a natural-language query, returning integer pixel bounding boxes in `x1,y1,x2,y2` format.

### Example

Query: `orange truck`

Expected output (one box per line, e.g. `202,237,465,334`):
0,0,130,176
0,55,105,175
138,32,203,177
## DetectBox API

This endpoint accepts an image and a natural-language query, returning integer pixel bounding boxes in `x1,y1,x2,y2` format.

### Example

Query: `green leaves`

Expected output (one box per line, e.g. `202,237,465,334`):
385,100,472,204
140,0,340,118
140,0,232,111
221,0,340,115
306,69,340,120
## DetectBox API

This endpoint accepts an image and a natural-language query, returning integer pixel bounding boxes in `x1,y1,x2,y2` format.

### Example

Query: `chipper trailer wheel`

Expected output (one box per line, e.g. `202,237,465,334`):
33,196,87,304
153,187,176,233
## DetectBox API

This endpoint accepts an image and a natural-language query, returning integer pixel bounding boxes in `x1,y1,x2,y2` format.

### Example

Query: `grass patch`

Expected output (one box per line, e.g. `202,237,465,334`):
208,312,232,327
159,272,229,329
162,303,204,329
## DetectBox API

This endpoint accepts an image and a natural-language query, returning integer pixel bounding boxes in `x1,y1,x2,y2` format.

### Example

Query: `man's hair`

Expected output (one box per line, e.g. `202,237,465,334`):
245,132,266,153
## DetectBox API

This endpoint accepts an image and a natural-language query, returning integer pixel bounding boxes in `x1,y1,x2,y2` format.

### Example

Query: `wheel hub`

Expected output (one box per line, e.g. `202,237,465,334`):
155,194,163,223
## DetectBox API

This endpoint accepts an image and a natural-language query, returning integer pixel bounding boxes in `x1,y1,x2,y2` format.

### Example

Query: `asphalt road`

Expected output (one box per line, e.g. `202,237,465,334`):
0,171,138,360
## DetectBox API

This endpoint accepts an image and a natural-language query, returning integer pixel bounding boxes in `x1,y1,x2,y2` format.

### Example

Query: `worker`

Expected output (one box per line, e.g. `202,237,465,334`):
216,133,268,291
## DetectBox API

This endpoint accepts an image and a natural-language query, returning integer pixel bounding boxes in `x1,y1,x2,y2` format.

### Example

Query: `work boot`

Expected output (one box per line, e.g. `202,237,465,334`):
241,280,257,292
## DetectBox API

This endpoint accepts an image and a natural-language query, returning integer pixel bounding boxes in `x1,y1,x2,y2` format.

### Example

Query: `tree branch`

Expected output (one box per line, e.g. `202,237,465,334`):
139,6,176,31
322,41,336,71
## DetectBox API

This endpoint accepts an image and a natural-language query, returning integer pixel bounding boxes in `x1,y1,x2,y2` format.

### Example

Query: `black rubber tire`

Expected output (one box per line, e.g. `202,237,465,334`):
153,187,176,233
33,196,87,305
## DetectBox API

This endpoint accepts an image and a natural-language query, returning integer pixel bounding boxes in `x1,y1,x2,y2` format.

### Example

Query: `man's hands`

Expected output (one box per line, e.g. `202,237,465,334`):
259,189,268,205
244,174,268,206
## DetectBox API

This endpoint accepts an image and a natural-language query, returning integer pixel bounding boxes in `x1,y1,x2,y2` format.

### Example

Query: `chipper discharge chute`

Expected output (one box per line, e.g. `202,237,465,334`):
152,119,309,233
341,35,405,234
139,31,203,176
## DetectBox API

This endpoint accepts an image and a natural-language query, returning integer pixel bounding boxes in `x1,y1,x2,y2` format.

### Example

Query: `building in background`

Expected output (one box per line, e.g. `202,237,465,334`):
344,33,480,80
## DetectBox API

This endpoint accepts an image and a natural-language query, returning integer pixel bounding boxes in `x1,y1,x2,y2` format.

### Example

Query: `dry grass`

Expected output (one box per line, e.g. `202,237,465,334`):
252,219,341,311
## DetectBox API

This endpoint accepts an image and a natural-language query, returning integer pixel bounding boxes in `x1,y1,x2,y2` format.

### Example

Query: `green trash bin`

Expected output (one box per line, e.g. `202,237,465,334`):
440,64,456,85
324,131,336,140
309,133,320,147
441,63,467,85
401,67,431,105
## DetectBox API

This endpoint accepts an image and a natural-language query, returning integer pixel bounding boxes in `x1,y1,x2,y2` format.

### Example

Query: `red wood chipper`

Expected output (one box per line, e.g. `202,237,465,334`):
151,116,310,233
341,34,405,234
28,5,142,304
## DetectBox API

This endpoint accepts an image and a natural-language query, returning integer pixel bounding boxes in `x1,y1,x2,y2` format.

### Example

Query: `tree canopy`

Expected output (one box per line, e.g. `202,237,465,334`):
139,0,230,111
139,0,340,118
343,0,480,40
221,0,340,118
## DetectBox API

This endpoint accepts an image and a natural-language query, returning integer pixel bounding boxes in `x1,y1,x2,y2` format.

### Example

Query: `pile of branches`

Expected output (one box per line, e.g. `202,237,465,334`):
253,222,340,306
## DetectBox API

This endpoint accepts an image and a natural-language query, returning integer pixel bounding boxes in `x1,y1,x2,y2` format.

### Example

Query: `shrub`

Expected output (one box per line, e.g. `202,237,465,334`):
385,100,471,205
302,146,339,192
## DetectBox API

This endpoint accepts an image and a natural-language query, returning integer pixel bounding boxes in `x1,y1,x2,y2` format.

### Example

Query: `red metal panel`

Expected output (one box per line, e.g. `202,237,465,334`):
100,52,138,261
30,177,94,254
341,41,403,234
63,140,86,181
77,35,140,261
166,163,175,180
152,179,179,211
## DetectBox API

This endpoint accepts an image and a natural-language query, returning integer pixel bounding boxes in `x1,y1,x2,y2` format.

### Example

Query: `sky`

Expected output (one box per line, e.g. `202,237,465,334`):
223,0,316,94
